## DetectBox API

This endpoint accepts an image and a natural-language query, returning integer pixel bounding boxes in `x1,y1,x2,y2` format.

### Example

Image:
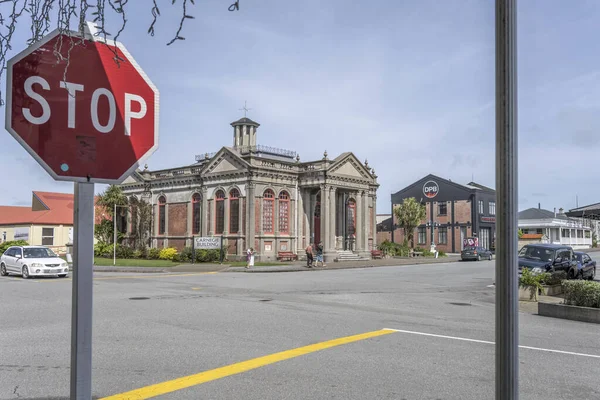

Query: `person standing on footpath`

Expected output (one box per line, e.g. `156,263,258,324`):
305,242,314,268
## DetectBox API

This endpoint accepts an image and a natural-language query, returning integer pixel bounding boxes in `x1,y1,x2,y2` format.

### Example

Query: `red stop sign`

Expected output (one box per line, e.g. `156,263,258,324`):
5,29,159,183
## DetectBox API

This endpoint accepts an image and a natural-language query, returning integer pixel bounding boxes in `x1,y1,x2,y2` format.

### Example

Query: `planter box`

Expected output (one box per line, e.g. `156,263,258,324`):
541,284,562,296
538,302,600,324
519,287,538,302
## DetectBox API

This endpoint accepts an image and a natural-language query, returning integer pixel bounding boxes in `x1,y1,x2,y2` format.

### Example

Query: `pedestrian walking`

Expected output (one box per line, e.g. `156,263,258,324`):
315,241,326,267
248,248,255,268
246,248,253,269
305,243,314,267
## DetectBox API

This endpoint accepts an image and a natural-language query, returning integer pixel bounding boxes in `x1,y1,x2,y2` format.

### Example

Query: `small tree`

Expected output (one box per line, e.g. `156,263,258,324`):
393,197,426,249
128,196,152,252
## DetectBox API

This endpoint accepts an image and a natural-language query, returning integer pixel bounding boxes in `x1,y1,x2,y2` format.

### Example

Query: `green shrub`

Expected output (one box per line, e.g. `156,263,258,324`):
132,250,142,259
0,240,29,255
378,240,410,257
541,271,568,286
422,250,433,257
194,249,223,263
437,250,447,257
179,247,193,262
159,247,178,260
562,280,600,308
172,253,181,262
519,269,551,300
148,248,160,259
116,245,134,259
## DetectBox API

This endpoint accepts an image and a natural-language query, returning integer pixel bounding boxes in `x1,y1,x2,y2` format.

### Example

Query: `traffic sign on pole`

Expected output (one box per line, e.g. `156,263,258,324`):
5,22,159,399
5,25,159,184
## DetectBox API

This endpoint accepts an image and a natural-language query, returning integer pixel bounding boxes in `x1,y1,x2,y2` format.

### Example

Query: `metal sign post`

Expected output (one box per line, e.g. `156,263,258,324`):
220,236,224,264
495,0,519,398
70,182,95,399
5,20,159,399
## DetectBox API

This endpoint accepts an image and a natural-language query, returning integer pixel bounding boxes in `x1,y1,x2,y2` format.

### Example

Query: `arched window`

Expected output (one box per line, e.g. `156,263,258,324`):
263,189,275,234
192,193,201,234
158,196,166,235
347,198,356,236
229,189,240,233
278,191,290,234
215,190,225,234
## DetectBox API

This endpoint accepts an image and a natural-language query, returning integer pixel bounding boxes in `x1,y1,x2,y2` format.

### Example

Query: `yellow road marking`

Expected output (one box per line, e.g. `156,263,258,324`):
100,329,395,400
33,272,219,282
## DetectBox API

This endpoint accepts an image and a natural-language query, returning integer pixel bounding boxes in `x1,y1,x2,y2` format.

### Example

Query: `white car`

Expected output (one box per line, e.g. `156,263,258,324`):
0,245,69,278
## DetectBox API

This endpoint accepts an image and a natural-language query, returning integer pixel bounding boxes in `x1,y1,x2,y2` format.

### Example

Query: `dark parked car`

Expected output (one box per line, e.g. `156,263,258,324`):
461,246,493,261
572,252,596,280
518,243,577,276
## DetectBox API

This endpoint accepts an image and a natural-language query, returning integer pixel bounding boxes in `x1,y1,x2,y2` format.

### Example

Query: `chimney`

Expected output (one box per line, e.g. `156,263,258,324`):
554,207,556,217
538,203,540,209
559,207,564,214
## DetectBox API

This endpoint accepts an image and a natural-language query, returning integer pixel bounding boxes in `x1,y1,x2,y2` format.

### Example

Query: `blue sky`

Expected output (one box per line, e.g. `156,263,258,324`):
0,0,597,214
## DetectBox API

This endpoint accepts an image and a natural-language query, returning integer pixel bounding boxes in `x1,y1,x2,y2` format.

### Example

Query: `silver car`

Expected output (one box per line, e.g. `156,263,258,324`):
0,246,69,278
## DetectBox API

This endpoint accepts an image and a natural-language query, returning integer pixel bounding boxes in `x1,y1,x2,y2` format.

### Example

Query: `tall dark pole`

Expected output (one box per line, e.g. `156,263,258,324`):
496,0,519,399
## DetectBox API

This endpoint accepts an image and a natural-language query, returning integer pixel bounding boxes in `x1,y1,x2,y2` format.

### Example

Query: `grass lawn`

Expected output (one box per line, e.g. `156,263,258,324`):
93,258,178,267
227,261,288,267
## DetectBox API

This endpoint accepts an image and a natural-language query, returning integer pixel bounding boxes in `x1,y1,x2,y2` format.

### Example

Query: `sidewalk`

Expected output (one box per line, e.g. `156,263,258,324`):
225,255,462,273
90,255,462,274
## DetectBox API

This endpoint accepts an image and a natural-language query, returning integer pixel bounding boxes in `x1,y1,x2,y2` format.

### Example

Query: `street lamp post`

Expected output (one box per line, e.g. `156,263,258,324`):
113,204,129,266
426,220,439,253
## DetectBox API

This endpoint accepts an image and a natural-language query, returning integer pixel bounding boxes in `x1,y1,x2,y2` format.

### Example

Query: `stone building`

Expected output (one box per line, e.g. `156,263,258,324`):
118,117,379,262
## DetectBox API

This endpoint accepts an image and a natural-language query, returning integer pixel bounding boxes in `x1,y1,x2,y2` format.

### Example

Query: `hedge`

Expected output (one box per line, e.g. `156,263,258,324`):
562,280,600,309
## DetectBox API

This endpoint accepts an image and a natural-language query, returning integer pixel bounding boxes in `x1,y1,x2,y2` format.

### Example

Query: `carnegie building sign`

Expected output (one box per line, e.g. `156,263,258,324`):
390,174,497,253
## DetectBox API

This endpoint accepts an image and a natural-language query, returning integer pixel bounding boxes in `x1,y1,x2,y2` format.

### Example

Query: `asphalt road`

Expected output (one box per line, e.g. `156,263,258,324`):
1,261,599,400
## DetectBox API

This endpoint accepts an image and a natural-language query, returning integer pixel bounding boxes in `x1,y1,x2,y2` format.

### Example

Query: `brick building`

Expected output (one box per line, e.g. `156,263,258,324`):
389,174,496,253
118,117,379,262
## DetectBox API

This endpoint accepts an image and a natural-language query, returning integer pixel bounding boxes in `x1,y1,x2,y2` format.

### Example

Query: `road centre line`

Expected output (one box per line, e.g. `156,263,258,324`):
382,328,600,359
100,329,395,400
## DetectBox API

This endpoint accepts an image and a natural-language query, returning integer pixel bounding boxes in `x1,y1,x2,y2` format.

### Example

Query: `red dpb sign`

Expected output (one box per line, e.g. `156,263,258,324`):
5,29,159,183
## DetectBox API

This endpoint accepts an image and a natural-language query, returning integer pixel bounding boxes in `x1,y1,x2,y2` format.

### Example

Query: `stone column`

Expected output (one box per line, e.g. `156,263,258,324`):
329,186,337,254
361,190,370,256
320,185,332,262
371,193,377,250
208,199,214,236
247,182,256,251
201,187,208,236
296,189,302,252
274,195,280,236
355,192,363,253
291,191,297,253
223,194,230,236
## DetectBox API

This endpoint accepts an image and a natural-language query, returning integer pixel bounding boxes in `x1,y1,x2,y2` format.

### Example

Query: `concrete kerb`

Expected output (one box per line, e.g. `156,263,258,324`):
224,255,463,273
90,256,463,274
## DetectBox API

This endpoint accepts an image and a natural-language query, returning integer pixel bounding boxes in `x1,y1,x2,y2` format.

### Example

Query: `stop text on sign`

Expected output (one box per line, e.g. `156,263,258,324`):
22,76,147,136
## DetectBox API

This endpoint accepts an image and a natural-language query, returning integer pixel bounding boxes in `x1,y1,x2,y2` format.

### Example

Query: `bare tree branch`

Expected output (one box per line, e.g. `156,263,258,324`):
0,0,241,105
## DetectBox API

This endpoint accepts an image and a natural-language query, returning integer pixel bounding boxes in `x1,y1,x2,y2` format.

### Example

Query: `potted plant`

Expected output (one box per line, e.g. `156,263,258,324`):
540,271,567,296
519,268,550,301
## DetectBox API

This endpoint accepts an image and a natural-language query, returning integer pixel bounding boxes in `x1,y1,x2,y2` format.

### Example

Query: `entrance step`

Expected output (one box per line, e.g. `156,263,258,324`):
335,250,370,262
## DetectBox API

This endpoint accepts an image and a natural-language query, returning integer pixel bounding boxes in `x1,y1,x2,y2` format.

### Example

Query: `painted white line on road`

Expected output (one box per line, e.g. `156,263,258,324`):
383,328,600,359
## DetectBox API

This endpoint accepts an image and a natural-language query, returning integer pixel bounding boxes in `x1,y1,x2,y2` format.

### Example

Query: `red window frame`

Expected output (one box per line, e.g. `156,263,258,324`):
192,193,201,235
278,191,290,234
263,189,275,234
158,196,166,235
215,190,225,235
229,188,240,233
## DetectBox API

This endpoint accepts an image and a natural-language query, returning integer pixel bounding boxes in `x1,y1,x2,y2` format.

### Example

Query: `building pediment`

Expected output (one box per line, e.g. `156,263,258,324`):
204,147,250,175
328,153,372,180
